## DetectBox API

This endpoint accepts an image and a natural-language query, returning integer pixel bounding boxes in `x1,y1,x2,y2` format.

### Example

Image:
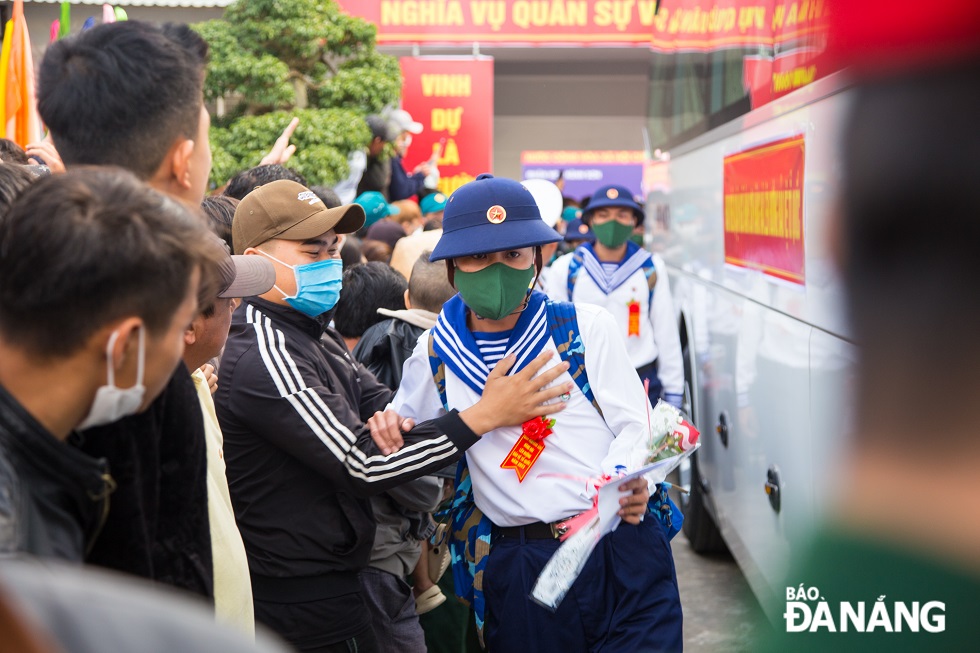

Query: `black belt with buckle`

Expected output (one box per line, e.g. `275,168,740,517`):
497,519,571,541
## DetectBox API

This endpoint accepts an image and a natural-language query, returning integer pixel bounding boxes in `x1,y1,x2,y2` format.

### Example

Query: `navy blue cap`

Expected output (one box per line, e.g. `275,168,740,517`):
429,174,562,261
564,218,596,243
583,184,645,225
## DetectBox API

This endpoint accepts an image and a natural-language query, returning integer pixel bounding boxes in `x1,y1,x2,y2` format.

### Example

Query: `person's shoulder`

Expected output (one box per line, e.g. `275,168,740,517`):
551,251,574,272
0,558,290,653
0,445,22,554
567,302,618,338
353,319,397,358
568,301,609,320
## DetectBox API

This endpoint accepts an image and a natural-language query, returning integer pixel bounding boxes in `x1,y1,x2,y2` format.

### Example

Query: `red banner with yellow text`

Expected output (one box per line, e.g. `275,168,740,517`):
723,134,805,284
339,0,662,45
649,0,828,52
337,0,827,51
400,57,494,197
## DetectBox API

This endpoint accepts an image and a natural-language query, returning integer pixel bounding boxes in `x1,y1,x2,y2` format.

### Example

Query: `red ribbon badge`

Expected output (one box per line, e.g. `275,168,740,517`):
627,299,641,337
501,416,555,482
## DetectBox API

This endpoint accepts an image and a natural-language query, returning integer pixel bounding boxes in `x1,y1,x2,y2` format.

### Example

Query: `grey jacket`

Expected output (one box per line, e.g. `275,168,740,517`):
367,477,443,578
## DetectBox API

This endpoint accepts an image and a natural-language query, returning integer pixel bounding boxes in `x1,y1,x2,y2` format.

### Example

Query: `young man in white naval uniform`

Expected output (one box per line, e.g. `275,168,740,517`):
547,185,684,409
372,174,682,652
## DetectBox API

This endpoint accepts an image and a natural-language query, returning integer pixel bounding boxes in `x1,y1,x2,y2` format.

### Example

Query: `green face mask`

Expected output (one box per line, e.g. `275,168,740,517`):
629,233,645,247
454,262,535,321
592,220,635,248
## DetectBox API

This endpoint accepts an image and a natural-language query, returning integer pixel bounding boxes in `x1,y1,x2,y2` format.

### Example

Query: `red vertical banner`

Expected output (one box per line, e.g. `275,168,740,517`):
723,134,806,284
400,57,493,197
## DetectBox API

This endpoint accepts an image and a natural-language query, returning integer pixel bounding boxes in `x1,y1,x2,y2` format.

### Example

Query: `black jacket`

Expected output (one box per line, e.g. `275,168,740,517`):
356,154,391,200
71,365,214,600
215,298,476,582
388,155,428,201
351,317,425,391
0,382,110,560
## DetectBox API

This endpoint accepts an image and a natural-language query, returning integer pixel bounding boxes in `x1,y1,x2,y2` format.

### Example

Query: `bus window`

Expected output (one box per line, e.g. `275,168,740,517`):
647,0,834,153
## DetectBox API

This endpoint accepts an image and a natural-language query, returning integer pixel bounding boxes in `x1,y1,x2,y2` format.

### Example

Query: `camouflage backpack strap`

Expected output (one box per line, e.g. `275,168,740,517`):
428,333,492,646
566,246,585,301
545,300,602,417
427,333,448,411
641,254,657,306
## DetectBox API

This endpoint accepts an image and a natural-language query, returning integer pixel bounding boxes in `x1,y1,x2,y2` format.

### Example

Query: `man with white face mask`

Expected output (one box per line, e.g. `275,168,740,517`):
0,169,221,560
36,20,219,600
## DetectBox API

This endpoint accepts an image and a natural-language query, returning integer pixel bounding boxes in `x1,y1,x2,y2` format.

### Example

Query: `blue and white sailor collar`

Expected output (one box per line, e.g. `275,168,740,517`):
580,241,652,295
431,290,551,396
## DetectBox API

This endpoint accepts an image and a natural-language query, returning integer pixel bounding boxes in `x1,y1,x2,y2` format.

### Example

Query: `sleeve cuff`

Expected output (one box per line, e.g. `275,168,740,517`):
434,409,480,451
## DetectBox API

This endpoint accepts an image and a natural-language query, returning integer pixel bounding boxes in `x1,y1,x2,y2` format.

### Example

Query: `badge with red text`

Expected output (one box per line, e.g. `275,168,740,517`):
501,416,555,482
627,299,641,337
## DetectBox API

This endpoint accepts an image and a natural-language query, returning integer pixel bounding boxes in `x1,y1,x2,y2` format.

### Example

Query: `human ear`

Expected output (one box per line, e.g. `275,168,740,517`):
170,138,196,190
104,317,143,372
184,320,200,347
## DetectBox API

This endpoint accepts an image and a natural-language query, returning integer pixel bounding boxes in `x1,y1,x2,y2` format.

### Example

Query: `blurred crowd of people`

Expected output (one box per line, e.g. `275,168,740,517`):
5,2,976,651
0,18,685,653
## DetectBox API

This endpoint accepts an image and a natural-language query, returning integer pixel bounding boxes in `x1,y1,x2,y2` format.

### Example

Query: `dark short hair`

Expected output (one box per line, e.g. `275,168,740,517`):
37,22,204,180
223,164,308,201
198,194,239,318
161,22,209,66
361,238,393,263
0,164,38,217
408,252,456,313
0,168,222,357
0,139,28,165
310,185,341,209
842,60,980,438
201,195,238,251
332,262,407,338
340,235,364,269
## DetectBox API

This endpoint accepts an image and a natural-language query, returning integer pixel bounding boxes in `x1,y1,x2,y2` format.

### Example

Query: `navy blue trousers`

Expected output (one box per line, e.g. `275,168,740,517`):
484,517,683,653
637,363,664,405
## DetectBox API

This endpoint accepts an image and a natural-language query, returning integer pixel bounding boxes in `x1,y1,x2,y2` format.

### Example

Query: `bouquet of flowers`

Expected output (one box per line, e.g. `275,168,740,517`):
645,400,700,464
531,400,700,610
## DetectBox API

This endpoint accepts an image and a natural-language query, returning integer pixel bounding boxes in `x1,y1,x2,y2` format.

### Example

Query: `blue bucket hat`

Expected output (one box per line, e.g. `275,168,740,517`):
564,217,595,243
354,191,400,228
582,184,645,225
429,174,562,262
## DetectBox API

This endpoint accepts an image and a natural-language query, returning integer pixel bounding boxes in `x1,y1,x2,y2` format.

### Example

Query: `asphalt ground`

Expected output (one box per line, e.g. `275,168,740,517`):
671,537,773,652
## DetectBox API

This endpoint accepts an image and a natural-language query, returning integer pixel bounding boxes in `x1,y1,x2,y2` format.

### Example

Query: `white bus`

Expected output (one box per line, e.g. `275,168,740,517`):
645,26,856,618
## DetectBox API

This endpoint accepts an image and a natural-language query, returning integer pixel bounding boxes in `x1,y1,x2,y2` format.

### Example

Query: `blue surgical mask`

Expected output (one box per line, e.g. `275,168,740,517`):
259,251,343,317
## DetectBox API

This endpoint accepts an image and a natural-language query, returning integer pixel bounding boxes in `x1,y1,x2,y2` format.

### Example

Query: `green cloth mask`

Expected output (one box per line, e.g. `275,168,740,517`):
454,262,535,320
629,233,645,247
592,220,635,248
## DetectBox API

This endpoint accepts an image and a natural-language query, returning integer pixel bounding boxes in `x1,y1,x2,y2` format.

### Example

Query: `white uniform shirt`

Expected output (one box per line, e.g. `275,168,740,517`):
390,303,655,527
547,249,684,398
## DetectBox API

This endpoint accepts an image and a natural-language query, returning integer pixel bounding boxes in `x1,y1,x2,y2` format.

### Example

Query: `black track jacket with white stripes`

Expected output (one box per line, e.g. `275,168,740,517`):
215,298,477,578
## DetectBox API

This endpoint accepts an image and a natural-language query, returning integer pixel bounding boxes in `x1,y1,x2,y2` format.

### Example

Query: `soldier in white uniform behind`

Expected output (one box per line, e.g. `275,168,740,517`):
547,185,684,409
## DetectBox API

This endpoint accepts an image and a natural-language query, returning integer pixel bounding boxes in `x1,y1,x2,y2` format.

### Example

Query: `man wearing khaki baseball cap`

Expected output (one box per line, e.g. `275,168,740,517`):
216,179,566,650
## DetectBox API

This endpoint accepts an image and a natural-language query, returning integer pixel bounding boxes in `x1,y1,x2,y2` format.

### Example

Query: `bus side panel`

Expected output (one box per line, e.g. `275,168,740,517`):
660,85,852,617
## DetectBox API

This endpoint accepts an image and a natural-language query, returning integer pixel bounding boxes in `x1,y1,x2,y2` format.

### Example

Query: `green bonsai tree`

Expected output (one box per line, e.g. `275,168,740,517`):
195,0,402,188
